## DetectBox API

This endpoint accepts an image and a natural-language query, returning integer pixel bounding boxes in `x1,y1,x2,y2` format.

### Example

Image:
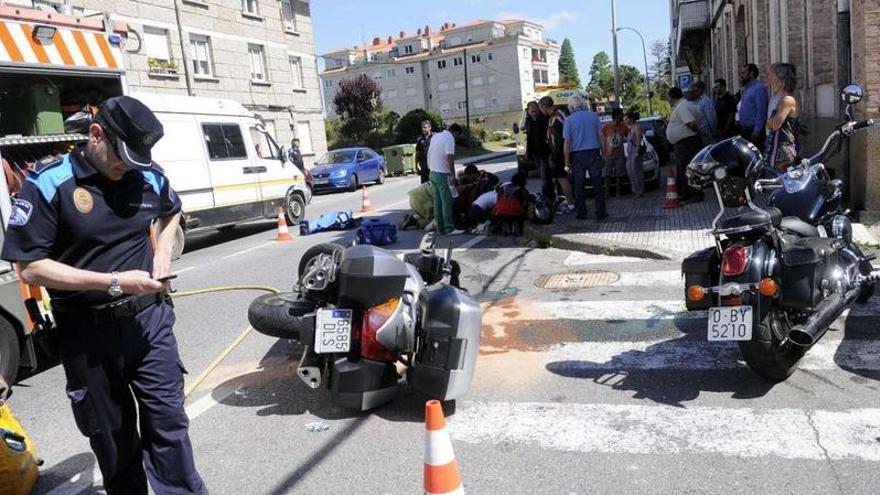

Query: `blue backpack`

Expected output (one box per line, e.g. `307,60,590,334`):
357,218,398,246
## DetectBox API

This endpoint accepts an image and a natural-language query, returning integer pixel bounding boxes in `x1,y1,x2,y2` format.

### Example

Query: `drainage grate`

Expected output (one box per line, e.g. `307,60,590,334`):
534,270,620,290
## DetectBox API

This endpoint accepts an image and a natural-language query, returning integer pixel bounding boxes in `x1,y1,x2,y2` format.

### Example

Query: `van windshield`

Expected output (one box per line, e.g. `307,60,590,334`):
316,150,356,165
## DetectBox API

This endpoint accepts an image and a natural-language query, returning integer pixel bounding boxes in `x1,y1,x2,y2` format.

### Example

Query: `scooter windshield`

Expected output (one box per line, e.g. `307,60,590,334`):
782,167,815,193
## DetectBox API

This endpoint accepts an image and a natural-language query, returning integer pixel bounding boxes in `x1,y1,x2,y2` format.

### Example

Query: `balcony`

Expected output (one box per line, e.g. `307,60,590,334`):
675,0,710,59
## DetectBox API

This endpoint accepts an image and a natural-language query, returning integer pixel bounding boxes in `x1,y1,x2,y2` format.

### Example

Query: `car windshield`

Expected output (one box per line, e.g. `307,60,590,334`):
316,150,356,165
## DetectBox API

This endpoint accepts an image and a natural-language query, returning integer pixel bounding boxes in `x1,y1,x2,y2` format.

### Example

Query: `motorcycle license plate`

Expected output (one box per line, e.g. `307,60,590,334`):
707,306,753,341
314,309,353,353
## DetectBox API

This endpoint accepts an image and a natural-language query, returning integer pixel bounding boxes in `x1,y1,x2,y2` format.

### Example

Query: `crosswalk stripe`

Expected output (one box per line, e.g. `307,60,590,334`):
447,401,880,461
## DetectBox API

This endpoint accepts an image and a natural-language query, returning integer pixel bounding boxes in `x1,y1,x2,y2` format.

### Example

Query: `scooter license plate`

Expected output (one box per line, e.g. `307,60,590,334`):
707,306,753,341
314,309,353,353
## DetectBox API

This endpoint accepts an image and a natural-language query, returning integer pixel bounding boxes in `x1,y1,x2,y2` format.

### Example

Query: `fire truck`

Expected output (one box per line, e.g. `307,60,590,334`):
0,3,128,383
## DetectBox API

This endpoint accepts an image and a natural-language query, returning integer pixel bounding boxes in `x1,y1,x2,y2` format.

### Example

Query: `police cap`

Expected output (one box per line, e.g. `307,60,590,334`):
96,96,164,169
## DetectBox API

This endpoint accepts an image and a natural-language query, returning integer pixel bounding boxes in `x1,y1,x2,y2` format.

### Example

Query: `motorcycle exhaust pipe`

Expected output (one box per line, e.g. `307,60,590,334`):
297,345,323,389
787,290,852,348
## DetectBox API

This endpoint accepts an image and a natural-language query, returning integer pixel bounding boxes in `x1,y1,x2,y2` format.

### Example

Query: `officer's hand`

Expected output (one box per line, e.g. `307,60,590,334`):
119,270,163,294
152,252,172,282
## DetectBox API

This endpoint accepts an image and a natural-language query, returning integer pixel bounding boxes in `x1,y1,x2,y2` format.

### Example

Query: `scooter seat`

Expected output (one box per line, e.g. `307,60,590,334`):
718,207,782,231
780,217,820,238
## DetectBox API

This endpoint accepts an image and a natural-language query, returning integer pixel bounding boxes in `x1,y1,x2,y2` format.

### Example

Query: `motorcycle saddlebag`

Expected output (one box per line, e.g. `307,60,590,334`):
682,247,719,311
407,284,482,400
780,237,838,310
337,245,408,308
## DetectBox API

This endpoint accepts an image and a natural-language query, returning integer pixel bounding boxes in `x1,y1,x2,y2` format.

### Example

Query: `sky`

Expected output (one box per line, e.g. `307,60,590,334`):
310,0,671,84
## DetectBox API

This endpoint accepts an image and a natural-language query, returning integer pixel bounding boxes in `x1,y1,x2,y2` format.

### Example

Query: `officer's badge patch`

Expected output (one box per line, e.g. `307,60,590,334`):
8,198,32,226
73,188,93,213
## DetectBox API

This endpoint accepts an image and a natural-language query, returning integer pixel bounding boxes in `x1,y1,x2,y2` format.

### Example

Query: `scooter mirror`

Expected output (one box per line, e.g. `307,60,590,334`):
841,84,864,105
419,232,436,253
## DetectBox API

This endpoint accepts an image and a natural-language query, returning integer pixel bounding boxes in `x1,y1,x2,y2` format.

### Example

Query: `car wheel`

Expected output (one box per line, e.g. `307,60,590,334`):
348,174,359,193
285,192,306,225
376,168,386,184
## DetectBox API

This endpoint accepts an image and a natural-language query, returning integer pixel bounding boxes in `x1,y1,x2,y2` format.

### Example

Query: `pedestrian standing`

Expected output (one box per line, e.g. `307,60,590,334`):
737,63,769,150
539,96,576,214
288,138,305,172
689,81,717,143
525,101,552,199
713,78,738,140
765,62,801,173
623,110,645,197
600,108,628,196
562,95,606,220
427,123,466,235
0,96,206,494
415,120,433,184
666,87,705,202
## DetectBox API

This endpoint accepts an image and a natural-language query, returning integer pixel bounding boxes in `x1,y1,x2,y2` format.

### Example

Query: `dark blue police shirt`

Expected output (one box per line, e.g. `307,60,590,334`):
1,152,182,305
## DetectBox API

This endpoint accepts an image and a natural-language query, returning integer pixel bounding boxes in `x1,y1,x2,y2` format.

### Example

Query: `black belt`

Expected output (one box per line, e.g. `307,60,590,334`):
54,293,167,324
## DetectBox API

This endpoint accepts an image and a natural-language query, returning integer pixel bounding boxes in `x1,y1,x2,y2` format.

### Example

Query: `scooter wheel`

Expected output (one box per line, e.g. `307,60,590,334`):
248,292,315,340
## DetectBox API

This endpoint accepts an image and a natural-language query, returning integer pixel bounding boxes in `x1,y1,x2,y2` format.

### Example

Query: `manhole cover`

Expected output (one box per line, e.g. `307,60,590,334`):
534,270,620,290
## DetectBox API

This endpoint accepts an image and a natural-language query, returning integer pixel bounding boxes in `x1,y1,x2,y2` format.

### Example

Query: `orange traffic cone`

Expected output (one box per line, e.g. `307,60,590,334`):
663,173,681,209
360,186,374,213
275,207,293,241
424,400,464,495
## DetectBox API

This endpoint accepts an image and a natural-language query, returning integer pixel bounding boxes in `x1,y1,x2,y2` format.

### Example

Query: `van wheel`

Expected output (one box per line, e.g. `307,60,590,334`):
0,317,20,385
377,168,386,184
285,193,306,225
348,174,359,193
172,224,185,261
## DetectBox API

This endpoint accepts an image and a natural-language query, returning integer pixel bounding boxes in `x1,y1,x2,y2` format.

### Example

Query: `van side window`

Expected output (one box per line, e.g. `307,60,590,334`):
202,123,247,160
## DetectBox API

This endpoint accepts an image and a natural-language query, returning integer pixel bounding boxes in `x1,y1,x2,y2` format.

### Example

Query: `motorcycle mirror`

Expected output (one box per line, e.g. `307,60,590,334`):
841,84,864,105
419,232,436,253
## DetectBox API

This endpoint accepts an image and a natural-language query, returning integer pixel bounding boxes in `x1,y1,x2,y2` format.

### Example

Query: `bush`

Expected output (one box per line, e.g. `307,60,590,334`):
396,109,444,144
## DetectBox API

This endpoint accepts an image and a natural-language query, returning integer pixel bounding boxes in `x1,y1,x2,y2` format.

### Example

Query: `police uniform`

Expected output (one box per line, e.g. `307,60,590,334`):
1,97,205,494
416,132,432,184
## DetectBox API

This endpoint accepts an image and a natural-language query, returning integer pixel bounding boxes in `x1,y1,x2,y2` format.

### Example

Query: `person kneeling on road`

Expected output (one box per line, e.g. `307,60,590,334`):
1,96,206,495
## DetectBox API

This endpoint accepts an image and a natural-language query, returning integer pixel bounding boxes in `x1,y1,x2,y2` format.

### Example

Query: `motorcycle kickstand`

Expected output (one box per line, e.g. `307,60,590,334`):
297,345,323,389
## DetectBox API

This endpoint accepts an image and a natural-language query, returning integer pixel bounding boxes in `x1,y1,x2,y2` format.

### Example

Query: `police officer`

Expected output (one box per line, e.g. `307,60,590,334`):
415,120,433,184
288,138,305,172
1,96,206,494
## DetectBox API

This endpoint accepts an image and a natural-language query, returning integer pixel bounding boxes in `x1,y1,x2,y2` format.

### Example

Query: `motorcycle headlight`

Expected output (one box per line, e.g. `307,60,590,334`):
332,169,348,178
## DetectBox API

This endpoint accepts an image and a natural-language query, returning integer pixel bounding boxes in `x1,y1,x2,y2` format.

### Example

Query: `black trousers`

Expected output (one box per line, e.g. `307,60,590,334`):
673,135,706,200
57,300,206,495
738,125,766,152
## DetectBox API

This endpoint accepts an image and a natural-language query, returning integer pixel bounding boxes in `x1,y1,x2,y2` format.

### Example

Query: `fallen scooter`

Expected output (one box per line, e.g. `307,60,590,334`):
247,237,481,410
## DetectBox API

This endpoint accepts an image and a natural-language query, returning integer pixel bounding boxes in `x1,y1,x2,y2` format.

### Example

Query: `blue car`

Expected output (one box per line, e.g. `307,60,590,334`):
310,147,386,193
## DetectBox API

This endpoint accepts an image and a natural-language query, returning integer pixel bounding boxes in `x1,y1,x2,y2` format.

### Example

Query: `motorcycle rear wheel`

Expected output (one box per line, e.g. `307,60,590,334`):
738,308,807,381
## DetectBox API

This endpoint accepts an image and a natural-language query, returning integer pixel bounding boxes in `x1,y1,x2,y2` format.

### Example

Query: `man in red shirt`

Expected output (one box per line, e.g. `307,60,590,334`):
600,108,629,196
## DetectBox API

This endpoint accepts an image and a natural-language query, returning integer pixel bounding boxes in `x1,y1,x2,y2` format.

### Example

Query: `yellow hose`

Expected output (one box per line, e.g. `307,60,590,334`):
169,285,281,398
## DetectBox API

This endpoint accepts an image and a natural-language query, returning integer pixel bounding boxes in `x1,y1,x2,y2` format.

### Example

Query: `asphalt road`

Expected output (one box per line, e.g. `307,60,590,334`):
8,156,880,495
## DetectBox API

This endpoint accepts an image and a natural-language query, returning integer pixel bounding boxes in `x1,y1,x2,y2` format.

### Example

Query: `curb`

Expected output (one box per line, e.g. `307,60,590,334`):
523,223,682,260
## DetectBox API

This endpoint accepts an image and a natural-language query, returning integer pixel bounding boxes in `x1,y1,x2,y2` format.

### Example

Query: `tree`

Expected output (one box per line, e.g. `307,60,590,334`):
586,51,614,101
558,38,580,87
649,39,672,86
619,64,645,112
395,108,444,144
332,74,383,144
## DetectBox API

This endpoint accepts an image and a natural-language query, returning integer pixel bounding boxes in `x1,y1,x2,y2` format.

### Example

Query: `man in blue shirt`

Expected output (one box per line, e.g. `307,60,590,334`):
562,95,606,220
688,81,717,143
737,63,769,150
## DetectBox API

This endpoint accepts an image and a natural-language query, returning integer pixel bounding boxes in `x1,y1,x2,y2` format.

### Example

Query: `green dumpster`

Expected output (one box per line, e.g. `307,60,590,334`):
382,144,417,176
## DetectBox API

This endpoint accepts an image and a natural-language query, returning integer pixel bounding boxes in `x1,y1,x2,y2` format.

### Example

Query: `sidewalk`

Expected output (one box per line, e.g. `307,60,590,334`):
525,191,880,260
458,150,514,166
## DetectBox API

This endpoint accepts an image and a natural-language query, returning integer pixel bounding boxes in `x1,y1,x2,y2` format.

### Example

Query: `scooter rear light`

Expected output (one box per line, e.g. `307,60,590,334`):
721,245,749,276
359,298,399,362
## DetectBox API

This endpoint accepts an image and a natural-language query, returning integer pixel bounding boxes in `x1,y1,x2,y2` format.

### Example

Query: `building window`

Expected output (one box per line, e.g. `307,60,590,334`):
404,45,414,54
522,47,529,58
488,75,496,84
472,77,483,86
281,0,296,32
296,121,312,154
457,100,466,110
453,56,463,67
385,68,396,78
202,124,247,160
487,52,493,61
471,54,481,63
438,82,449,91
144,27,171,65
437,60,447,69
190,34,213,76
533,69,548,84
290,56,304,89
242,0,259,16
405,66,415,75
248,44,268,81
490,97,499,107
323,79,334,88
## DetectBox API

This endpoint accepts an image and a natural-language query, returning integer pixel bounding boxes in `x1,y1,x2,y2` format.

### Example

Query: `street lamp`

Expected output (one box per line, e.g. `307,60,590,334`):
616,26,653,116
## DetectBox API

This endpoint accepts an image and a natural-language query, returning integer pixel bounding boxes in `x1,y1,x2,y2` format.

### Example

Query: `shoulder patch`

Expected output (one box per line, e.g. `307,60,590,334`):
141,170,165,195
8,198,33,226
25,155,74,202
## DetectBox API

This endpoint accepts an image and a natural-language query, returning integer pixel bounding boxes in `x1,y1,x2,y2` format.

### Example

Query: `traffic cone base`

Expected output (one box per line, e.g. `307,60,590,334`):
360,186,374,213
275,207,293,241
424,400,464,495
663,175,681,209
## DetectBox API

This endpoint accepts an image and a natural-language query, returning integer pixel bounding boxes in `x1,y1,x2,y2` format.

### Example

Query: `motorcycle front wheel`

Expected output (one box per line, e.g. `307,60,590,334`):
738,307,807,381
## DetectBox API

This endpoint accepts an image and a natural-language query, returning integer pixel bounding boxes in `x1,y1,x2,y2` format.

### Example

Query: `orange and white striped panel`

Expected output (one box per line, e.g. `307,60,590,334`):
0,20,122,71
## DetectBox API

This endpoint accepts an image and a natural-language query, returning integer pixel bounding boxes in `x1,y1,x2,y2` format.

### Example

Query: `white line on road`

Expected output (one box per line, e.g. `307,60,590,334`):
219,241,274,260
612,270,682,287
455,235,487,252
447,401,880,461
175,266,197,275
523,300,702,321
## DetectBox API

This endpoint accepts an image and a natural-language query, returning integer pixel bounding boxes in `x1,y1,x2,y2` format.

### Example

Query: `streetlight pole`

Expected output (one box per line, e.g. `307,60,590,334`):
616,26,653,116
611,0,620,108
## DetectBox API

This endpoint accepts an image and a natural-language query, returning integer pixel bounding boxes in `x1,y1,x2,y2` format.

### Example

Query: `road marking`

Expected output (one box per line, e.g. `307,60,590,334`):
537,336,880,371
186,392,221,420
455,235,487,252
448,401,880,461
526,300,701,321
613,270,682,287
175,266,197,275
219,241,274,260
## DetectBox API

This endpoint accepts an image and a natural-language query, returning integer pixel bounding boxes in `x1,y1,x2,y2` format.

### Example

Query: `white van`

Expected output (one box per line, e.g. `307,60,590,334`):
130,92,311,257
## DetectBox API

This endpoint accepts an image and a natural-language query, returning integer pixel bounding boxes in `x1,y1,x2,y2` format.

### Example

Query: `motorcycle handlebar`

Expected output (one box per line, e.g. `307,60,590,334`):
852,119,875,132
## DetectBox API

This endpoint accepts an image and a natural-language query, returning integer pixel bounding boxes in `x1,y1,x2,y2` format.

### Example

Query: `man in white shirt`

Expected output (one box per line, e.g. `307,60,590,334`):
427,123,465,235
666,87,705,202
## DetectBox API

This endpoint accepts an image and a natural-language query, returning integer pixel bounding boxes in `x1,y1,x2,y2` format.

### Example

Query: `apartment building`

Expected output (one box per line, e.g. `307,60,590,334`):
319,19,560,131
670,0,880,220
12,0,326,164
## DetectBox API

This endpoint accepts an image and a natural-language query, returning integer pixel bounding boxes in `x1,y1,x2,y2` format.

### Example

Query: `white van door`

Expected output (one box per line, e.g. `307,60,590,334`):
199,121,260,219
149,113,214,215
248,125,299,213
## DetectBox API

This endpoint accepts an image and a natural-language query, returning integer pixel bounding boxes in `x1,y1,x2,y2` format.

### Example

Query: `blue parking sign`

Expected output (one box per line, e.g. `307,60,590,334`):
677,74,693,90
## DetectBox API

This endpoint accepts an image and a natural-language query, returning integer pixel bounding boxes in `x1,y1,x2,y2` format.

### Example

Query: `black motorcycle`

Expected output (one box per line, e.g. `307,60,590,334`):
682,84,878,380
247,237,481,410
